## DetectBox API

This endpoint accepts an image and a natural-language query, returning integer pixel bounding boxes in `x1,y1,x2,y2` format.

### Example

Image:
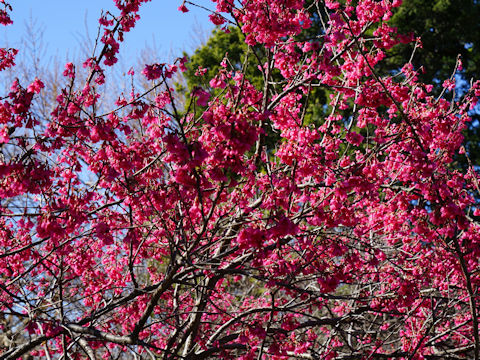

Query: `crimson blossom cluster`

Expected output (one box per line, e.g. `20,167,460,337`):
2,0,480,359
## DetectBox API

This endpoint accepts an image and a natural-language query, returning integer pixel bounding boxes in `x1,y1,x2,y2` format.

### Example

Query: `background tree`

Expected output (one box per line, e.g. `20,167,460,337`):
184,0,480,165
185,0,480,91
387,0,480,88
387,0,480,166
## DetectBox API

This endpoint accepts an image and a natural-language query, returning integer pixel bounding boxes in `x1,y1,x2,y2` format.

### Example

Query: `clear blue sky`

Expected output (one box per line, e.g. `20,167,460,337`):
2,0,214,65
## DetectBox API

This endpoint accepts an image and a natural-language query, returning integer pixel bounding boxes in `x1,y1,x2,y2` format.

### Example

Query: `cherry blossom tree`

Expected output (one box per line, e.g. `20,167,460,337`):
2,0,480,359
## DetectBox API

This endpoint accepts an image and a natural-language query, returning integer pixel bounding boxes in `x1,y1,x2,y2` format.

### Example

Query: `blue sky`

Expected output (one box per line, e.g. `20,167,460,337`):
2,0,214,65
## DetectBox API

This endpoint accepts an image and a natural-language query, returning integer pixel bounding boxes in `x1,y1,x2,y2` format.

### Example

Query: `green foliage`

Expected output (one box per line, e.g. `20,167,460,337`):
182,27,263,92
387,0,480,88
182,0,480,166
386,0,480,167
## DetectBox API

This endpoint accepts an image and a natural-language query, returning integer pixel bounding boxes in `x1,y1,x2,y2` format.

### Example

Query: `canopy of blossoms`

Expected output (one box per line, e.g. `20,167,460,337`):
1,0,480,359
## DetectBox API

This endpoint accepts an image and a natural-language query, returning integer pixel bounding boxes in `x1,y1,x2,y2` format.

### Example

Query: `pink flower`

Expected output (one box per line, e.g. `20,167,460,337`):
209,13,225,26
193,88,210,106
178,56,188,72
0,47,17,70
178,4,189,12
209,77,227,89
0,9,12,25
142,63,164,80
195,66,207,76
63,62,75,78
443,79,455,91
27,78,44,94
345,131,364,146
0,125,9,143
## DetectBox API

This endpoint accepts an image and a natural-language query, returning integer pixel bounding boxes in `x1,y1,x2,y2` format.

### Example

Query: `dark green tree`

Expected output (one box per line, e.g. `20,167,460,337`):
182,0,480,165
387,0,480,89
387,0,480,166
180,26,272,100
